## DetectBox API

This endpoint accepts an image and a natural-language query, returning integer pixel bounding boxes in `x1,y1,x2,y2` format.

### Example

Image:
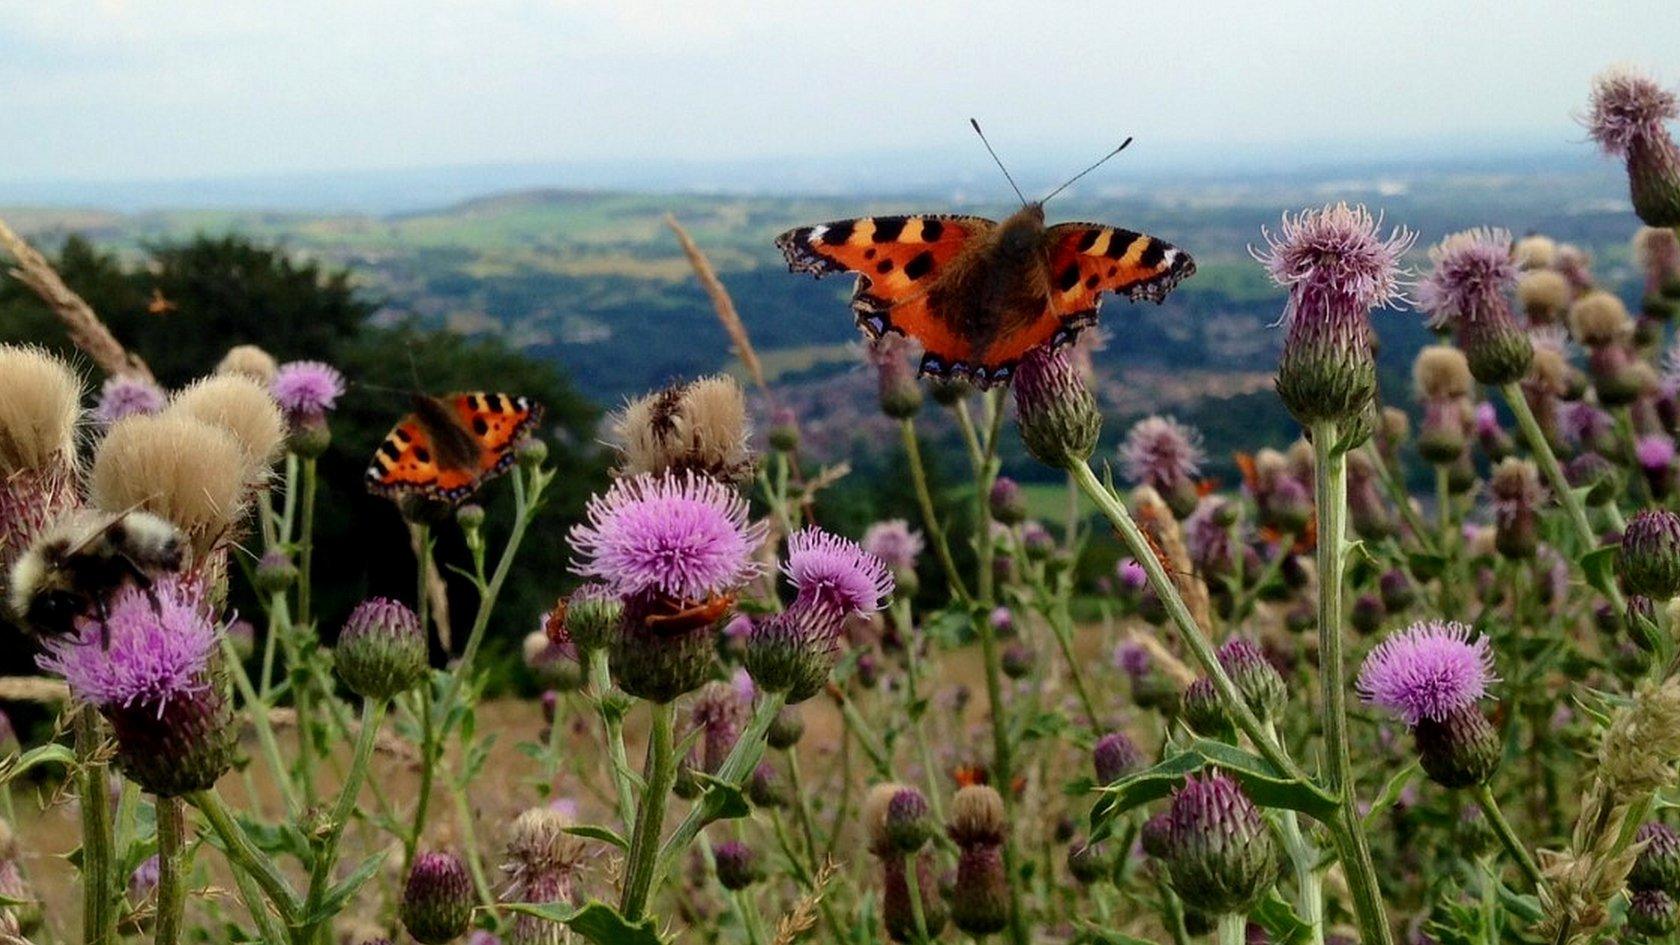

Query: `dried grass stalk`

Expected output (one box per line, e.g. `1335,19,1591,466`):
666,214,766,392
0,217,152,381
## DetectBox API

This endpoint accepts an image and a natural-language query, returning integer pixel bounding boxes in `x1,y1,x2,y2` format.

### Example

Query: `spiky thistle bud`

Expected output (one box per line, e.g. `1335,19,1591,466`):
1093,731,1142,785
1631,888,1679,937
1164,772,1278,915
766,705,805,750
1218,636,1286,722
747,528,891,702
989,476,1028,525
1586,67,1680,227
1013,346,1101,469
1621,508,1680,600
1414,704,1502,788
400,852,475,945
1255,203,1414,426
1630,822,1680,892
713,840,763,892
883,786,935,854
1182,677,1231,739
1067,836,1113,885
335,597,427,700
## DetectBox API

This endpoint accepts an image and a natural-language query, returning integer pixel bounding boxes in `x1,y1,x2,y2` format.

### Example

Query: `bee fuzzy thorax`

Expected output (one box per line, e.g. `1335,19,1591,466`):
7,509,187,638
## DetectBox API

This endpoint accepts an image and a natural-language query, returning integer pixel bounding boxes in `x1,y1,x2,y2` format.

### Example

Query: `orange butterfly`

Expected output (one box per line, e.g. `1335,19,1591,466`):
776,124,1195,387
365,392,541,503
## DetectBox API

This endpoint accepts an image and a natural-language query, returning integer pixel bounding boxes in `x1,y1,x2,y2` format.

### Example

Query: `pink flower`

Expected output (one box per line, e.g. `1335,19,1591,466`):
568,472,766,602
1356,620,1497,726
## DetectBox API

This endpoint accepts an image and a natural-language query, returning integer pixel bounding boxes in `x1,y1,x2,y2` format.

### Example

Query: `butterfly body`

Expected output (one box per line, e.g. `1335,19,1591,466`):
365,391,542,503
777,204,1193,386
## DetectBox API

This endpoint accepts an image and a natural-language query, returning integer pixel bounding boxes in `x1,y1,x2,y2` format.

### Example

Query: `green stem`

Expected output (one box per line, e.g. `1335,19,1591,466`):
657,692,787,878
1215,912,1246,945
1045,602,1101,727
75,706,116,945
1310,421,1395,945
1068,461,1303,780
296,455,319,625
898,417,973,605
220,635,301,817
405,682,435,878
300,698,387,937
1364,443,1435,553
836,694,893,778
620,701,677,921
902,854,932,944
1473,783,1545,890
588,648,639,830
733,889,768,945
154,795,189,945
191,788,298,925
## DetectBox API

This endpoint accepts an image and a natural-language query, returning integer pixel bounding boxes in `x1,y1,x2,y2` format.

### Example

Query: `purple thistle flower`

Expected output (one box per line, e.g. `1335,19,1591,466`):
1585,67,1679,157
270,360,345,424
1416,228,1517,329
1253,203,1414,316
569,471,766,602
94,375,167,426
861,519,925,572
785,526,893,616
1120,416,1205,490
1561,401,1614,447
1473,402,1501,439
1356,620,1498,726
128,854,160,902
1639,434,1677,471
1117,558,1148,591
38,577,216,713
1114,641,1151,678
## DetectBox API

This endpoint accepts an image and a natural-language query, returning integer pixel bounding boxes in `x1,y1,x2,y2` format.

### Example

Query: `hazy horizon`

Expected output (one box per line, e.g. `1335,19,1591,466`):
3,1,1675,212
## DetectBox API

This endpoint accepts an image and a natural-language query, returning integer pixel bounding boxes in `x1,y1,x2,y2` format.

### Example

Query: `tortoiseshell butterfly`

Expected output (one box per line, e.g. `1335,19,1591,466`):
365,392,542,503
776,123,1195,387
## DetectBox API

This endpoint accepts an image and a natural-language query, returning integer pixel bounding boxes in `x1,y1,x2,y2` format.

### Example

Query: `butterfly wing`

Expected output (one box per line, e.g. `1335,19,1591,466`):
365,392,542,503
776,214,993,358
973,223,1196,372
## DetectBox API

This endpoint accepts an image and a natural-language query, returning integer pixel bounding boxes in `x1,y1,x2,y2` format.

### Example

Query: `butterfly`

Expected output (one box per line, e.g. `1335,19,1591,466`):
365,392,542,503
775,126,1195,387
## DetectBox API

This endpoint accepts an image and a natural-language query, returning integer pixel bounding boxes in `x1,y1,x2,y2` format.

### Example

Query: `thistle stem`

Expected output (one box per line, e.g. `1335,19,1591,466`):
898,418,973,605
1472,783,1544,889
300,698,387,938
657,692,787,880
74,706,116,945
1310,420,1395,945
191,788,298,925
620,701,677,921
588,647,639,830
902,853,932,944
1215,912,1246,945
296,455,319,625
154,795,189,945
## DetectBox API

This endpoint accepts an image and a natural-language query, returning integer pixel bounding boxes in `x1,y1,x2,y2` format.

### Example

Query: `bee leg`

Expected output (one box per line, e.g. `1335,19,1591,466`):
95,598,113,651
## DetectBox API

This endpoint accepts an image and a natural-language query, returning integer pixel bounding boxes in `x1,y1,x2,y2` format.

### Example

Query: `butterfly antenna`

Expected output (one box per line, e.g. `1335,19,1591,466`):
404,339,424,391
1041,136,1133,205
969,119,1029,208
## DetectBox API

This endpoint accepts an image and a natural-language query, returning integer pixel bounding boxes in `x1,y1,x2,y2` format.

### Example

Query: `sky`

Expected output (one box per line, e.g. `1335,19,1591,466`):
1,1,1677,195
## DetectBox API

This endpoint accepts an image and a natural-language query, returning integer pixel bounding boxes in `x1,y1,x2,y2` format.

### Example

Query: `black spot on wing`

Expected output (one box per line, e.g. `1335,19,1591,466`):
1106,230,1142,259
872,218,906,243
1057,262,1081,292
903,251,935,281
1075,228,1103,252
921,219,944,241
1138,239,1168,270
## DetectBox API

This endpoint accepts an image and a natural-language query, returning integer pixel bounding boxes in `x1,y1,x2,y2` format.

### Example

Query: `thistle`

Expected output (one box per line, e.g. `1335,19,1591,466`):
1417,228,1532,385
1585,66,1680,227
1620,508,1680,600
612,375,754,482
1121,415,1206,517
335,597,427,700
1254,203,1414,426
1013,345,1102,469
747,527,891,702
1163,772,1278,916
947,785,1012,936
1357,620,1501,787
400,851,476,945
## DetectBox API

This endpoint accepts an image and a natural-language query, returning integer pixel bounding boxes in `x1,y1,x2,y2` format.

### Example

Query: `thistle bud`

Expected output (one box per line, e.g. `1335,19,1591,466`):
254,550,298,594
1630,822,1680,892
865,335,923,420
747,762,787,809
1414,704,1501,788
1630,888,1679,937
883,786,935,854
1586,67,1680,228
881,852,947,943
1181,678,1231,739
400,852,475,945
989,476,1028,525
1093,731,1142,785
1140,811,1173,859
1164,772,1278,915
1379,568,1419,612
1489,458,1545,560
1218,637,1286,722
1620,508,1680,600
767,407,801,454
1000,641,1034,679
766,705,805,750
1350,593,1385,636
1013,346,1102,470
713,840,763,891
559,584,621,654
516,436,548,470
1566,452,1620,507
335,597,427,700
1417,229,1532,386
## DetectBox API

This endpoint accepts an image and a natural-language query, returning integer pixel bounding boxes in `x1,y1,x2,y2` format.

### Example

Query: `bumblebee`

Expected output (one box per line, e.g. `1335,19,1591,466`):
7,509,186,639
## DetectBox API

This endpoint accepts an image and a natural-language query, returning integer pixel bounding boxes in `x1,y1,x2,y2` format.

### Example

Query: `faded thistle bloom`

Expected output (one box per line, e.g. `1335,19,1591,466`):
1413,346,1473,464
335,597,427,700
1620,508,1680,600
747,527,892,702
501,806,589,945
1163,772,1278,916
401,851,476,945
1254,203,1414,426
93,413,249,558
612,375,753,482
947,785,1012,936
1417,228,1532,385
1517,269,1574,326
1013,345,1101,469
1489,458,1546,559
215,344,278,384
1121,415,1206,517
169,374,286,478
0,346,83,573
569,471,765,702
862,519,924,575
38,578,234,796
1585,67,1680,227
989,476,1028,525
1357,620,1501,787
94,375,167,426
